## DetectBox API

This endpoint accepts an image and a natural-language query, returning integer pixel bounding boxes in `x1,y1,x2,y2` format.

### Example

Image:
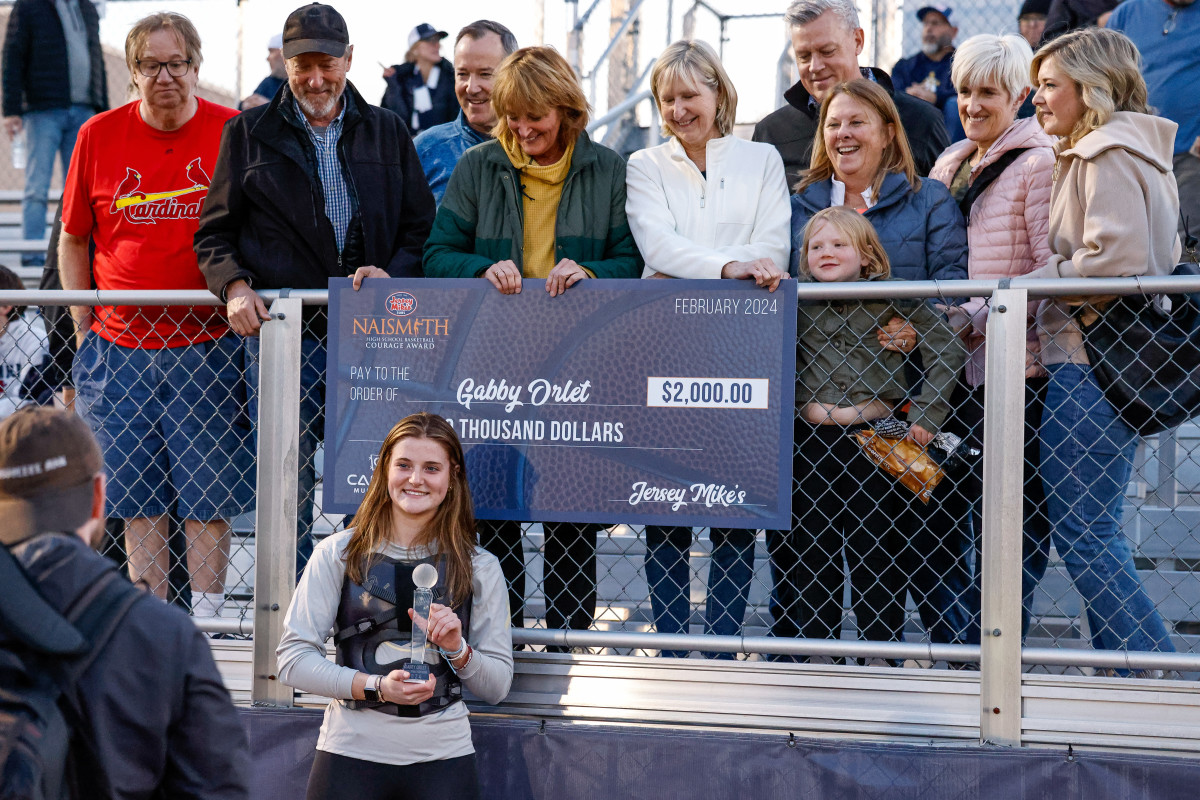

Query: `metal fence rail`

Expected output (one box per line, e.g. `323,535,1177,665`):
4,278,1199,748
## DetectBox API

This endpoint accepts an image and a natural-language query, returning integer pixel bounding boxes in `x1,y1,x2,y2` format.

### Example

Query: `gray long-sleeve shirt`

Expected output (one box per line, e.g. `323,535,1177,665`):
277,531,514,765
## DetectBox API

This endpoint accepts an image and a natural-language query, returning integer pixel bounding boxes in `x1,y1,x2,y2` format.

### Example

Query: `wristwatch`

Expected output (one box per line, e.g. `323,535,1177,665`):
362,675,382,703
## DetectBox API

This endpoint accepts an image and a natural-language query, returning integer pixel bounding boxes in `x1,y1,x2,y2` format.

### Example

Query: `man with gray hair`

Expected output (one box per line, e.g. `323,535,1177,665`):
0,407,249,798
196,3,434,573
413,20,518,205
753,0,948,189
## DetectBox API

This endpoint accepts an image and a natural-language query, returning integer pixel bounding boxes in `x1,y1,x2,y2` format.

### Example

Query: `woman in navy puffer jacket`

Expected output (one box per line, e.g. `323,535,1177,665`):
784,78,968,654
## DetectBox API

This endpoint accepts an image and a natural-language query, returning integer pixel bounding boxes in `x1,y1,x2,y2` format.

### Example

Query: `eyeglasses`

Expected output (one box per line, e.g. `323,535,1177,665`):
135,59,193,78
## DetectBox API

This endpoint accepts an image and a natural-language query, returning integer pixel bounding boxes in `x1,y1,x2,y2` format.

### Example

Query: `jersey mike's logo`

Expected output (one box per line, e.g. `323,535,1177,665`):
109,157,211,225
385,292,417,317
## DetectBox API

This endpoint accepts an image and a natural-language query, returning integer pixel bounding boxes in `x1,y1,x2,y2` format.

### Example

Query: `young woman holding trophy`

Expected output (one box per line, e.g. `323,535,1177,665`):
277,412,513,799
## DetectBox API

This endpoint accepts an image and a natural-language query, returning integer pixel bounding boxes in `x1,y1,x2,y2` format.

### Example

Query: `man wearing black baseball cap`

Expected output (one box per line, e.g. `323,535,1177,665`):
196,4,434,574
891,5,958,112
0,407,250,798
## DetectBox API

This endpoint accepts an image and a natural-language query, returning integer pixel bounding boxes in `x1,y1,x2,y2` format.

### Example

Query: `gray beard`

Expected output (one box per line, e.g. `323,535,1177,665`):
296,88,343,122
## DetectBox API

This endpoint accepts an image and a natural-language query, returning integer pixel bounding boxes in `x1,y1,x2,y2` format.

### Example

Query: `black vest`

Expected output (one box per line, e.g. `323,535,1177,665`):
334,553,472,717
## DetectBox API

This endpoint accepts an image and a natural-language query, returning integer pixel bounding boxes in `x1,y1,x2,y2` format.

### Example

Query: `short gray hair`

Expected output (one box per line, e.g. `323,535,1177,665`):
455,20,518,56
951,34,1033,100
784,0,860,32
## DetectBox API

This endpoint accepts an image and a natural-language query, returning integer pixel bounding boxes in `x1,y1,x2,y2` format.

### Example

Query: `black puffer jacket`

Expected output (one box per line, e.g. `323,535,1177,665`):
381,58,458,136
195,80,434,306
1,0,107,117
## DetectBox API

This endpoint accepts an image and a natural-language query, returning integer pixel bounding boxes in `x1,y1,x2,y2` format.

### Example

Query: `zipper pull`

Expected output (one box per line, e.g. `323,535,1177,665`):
720,178,725,190
700,193,706,208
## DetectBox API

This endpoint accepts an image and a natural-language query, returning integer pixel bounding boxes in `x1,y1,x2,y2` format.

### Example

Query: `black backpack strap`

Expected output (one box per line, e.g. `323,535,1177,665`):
333,606,404,644
958,148,1030,220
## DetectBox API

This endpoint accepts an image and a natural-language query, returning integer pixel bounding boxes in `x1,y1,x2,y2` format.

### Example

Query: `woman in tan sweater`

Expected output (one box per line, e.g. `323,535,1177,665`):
1028,28,1179,662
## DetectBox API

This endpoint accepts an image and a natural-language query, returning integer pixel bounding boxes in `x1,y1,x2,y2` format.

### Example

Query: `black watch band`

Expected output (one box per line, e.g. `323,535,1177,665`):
362,676,381,703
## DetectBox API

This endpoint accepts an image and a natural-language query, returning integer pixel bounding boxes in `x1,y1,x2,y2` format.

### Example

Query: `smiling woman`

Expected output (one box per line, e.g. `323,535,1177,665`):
277,412,514,800
926,33,1057,647
423,46,641,645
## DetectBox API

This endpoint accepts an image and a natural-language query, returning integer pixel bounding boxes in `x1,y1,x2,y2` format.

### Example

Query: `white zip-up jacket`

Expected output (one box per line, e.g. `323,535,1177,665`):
626,135,791,279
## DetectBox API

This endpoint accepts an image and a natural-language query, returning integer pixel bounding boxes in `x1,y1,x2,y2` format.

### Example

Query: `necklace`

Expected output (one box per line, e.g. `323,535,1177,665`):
1164,7,1179,35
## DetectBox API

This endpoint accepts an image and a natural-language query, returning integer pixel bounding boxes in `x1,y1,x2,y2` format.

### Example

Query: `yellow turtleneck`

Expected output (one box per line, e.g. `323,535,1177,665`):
501,137,575,279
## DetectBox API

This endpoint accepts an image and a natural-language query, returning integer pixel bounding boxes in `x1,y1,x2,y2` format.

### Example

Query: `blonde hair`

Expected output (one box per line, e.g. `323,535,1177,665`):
951,34,1032,101
125,12,203,95
343,413,476,607
651,40,738,139
798,79,920,196
798,206,891,280
1030,27,1150,151
490,46,590,152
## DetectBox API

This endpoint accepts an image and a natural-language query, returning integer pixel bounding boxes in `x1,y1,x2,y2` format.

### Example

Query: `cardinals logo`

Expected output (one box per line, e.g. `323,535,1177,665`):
110,157,212,225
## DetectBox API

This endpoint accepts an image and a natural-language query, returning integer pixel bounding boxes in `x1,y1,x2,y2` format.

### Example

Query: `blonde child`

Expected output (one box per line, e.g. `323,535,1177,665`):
769,206,966,654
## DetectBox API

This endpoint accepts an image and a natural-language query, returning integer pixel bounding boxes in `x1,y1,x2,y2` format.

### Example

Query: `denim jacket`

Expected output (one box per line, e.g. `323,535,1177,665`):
414,111,491,206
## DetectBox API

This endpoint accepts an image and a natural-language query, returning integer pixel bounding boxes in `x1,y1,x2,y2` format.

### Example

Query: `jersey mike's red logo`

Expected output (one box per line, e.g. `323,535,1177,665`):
385,292,417,317
109,157,211,225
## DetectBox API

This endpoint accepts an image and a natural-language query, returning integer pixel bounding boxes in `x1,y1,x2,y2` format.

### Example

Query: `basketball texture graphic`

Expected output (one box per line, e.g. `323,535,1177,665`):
326,279,795,527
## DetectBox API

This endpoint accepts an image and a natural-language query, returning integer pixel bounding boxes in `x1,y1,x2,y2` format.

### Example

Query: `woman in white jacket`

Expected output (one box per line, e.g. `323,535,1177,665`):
626,39,789,657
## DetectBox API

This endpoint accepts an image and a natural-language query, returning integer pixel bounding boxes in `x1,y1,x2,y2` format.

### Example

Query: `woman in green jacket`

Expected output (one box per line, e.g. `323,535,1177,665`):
424,45,641,645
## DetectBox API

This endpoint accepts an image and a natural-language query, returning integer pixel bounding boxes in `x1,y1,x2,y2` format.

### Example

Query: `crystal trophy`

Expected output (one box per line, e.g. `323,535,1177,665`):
403,562,439,682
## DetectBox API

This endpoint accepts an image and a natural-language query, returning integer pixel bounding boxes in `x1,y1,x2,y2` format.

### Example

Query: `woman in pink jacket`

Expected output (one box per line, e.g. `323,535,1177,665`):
925,34,1056,646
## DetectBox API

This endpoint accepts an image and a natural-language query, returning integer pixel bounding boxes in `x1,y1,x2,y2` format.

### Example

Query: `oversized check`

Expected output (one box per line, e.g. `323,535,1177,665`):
324,278,796,529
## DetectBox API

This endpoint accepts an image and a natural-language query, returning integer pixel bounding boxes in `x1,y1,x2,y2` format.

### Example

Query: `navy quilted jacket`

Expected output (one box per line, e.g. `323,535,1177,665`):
788,171,968,284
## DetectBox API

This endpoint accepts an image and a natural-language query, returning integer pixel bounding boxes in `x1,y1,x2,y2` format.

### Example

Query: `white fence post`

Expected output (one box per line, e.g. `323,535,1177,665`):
251,297,303,706
979,287,1028,745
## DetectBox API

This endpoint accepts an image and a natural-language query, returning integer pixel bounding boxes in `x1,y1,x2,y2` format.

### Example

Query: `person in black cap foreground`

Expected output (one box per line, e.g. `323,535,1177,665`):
382,22,458,136
195,2,435,575
0,407,250,799
752,0,948,189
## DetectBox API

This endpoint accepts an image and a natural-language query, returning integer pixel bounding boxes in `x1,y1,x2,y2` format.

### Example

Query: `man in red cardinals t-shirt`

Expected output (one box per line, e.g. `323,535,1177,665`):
58,12,250,620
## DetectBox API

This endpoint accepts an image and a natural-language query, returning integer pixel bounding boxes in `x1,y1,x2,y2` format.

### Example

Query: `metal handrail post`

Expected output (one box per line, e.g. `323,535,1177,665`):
978,289,1028,745
251,297,303,706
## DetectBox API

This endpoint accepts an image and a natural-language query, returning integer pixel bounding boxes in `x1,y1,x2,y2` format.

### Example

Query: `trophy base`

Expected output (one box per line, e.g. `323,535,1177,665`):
403,661,431,683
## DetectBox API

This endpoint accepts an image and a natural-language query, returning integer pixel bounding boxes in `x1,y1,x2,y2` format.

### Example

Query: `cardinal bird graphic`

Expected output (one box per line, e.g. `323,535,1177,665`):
109,167,143,215
186,157,211,188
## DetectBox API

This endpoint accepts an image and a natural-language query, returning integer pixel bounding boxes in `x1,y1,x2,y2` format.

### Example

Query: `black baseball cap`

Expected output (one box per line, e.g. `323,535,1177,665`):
282,3,350,59
0,408,102,545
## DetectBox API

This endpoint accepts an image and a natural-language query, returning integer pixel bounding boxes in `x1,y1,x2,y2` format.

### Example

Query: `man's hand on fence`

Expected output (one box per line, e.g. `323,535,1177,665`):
351,265,388,290
226,280,271,337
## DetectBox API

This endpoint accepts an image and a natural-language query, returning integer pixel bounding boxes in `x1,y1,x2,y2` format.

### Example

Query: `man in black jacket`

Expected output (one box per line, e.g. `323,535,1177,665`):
194,2,434,570
0,407,250,799
752,0,948,191
2,0,106,265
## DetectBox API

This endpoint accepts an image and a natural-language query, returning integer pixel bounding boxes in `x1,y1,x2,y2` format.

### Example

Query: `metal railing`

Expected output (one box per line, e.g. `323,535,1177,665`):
6,278,1200,749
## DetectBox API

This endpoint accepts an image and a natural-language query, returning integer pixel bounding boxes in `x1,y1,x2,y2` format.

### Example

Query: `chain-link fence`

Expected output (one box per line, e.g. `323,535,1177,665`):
3,285,1198,681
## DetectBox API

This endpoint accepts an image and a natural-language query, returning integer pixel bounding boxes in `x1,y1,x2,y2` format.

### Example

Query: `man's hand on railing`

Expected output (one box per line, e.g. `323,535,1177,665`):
351,265,388,289
226,280,271,337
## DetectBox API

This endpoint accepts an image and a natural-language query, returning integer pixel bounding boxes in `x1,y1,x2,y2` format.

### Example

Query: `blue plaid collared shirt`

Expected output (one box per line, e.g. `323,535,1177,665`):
295,98,350,254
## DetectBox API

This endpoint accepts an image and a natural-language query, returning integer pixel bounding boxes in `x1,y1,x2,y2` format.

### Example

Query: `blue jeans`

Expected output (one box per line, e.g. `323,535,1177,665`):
22,105,91,265
244,334,325,574
645,526,755,658
1039,363,1174,653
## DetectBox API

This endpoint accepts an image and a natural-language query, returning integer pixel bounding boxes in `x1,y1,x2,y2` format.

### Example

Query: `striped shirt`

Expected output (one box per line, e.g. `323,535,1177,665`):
295,98,350,254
